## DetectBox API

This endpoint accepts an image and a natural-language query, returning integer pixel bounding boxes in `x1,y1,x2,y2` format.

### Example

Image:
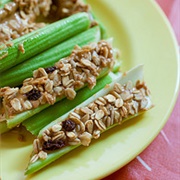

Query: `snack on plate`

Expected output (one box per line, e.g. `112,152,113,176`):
0,0,154,177
0,0,91,45
0,26,101,87
0,12,92,72
25,65,153,175
0,40,115,133
22,73,115,136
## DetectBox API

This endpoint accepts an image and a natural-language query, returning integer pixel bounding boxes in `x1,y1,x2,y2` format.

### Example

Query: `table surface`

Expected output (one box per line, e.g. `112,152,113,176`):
103,0,180,179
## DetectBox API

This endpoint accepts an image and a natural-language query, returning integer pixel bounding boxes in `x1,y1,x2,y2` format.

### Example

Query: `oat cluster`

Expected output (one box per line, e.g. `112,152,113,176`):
52,0,90,19
0,40,114,118
0,0,89,46
30,80,152,163
0,0,52,46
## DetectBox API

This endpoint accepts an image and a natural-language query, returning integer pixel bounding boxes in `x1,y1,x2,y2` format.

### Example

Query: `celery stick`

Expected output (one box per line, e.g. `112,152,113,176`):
25,114,139,175
0,12,91,72
23,74,114,135
25,145,79,175
0,26,101,87
3,67,110,132
25,65,153,175
38,65,147,133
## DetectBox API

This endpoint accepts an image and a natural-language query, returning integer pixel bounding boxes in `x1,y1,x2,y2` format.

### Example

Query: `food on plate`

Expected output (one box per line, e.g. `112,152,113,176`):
0,12,92,72
25,65,153,175
0,0,154,177
0,26,101,87
22,73,115,136
0,40,115,133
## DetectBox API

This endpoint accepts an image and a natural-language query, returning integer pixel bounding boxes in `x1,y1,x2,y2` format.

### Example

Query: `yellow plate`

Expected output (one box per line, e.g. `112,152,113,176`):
1,0,179,179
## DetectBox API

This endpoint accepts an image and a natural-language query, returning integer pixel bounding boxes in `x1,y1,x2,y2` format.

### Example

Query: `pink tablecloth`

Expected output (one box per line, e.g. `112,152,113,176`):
103,0,180,179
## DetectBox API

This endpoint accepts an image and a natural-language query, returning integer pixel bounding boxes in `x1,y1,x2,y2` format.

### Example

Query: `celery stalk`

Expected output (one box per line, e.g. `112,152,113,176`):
0,26,101,87
0,12,91,72
3,67,111,132
23,74,114,135
25,65,153,175
25,114,139,175
25,145,79,175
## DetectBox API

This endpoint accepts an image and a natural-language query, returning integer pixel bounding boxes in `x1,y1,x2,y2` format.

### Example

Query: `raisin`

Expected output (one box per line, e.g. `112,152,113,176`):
44,66,56,73
62,120,76,131
26,89,41,101
43,139,66,151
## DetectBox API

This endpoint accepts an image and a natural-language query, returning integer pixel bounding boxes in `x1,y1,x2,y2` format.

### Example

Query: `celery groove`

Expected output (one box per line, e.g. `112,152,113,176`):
0,26,101,87
0,12,91,72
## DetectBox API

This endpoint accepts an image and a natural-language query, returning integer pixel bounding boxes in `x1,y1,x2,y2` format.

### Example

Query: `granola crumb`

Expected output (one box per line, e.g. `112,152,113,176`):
18,43,25,54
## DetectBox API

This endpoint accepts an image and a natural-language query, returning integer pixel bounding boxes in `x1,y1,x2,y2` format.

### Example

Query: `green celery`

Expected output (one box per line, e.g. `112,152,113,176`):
25,65,153,175
0,12,91,72
0,26,101,87
3,67,111,132
23,74,113,135
25,114,139,175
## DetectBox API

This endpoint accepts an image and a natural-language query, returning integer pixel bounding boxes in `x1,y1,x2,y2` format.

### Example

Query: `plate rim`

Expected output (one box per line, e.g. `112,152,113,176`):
1,0,180,179
94,0,180,178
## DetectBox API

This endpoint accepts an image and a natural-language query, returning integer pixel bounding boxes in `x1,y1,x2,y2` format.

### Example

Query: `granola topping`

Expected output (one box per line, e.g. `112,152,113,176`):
0,40,114,117
0,0,90,47
30,80,153,163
